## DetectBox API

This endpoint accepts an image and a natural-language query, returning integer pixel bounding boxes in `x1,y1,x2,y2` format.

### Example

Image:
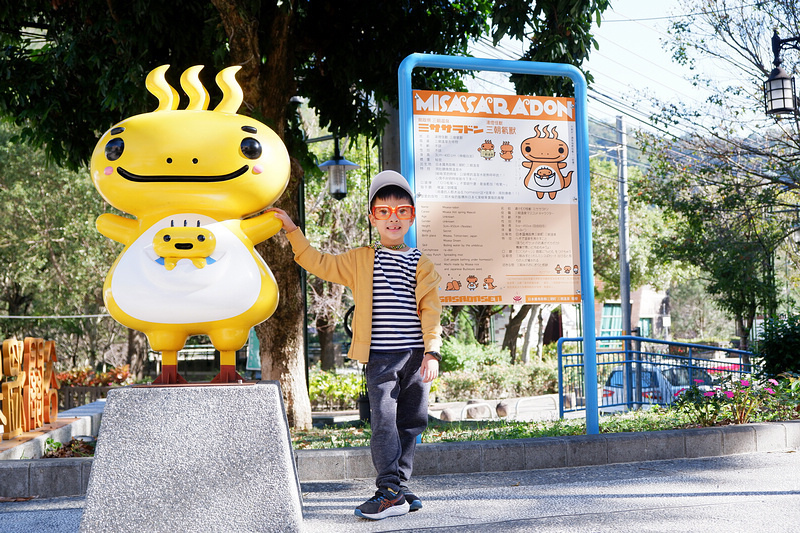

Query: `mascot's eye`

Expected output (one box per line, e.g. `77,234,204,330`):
240,137,262,160
558,147,565,154
197,235,205,242
105,138,125,161
162,235,171,242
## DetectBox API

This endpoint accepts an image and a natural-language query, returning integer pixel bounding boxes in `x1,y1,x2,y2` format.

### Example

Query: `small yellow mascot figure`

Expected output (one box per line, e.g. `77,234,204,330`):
90,65,290,385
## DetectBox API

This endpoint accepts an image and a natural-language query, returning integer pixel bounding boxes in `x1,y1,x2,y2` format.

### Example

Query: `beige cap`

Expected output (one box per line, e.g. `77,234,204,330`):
368,170,414,205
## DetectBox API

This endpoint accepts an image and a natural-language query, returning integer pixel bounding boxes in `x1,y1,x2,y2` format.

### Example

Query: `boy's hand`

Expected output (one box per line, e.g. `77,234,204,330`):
420,353,439,383
265,207,298,233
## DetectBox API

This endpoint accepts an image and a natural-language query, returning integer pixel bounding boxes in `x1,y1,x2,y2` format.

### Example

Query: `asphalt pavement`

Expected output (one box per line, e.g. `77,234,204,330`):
2,449,799,532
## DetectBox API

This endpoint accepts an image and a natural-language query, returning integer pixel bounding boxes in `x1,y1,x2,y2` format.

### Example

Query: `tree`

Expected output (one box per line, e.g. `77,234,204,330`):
0,122,126,370
0,0,611,427
636,134,788,353
589,156,671,300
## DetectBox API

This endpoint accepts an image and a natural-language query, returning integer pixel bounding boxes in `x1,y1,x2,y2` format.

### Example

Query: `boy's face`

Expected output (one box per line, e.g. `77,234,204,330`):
368,196,415,247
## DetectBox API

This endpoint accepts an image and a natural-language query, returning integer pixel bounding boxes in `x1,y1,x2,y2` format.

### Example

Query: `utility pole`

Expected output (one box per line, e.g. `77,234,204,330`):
617,115,631,337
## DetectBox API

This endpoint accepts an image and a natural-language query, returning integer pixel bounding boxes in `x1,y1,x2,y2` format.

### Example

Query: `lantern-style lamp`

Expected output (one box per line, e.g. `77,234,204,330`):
764,30,800,115
319,137,359,200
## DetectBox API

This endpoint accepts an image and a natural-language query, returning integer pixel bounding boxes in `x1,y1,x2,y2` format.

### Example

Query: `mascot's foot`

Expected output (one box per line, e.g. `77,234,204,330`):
210,365,245,384
152,365,189,385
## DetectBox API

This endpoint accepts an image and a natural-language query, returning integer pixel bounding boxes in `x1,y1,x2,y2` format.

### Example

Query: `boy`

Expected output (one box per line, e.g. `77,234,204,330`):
269,170,442,520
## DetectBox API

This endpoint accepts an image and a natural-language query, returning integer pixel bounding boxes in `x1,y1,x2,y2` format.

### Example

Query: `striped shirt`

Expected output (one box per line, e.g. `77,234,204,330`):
370,247,424,351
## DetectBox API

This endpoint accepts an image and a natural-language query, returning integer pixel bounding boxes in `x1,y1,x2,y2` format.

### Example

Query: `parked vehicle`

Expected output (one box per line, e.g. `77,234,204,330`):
600,363,715,412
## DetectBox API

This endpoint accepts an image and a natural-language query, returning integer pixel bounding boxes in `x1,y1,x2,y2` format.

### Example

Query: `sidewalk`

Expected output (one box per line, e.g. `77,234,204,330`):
2,450,799,532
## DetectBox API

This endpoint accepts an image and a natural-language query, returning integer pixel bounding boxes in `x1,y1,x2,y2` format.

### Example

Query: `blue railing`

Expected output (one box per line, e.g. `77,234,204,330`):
557,336,756,417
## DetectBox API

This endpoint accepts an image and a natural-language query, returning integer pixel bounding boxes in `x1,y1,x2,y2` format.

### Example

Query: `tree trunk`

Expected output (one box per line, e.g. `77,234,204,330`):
501,305,533,364
316,315,337,371
213,0,311,428
126,328,148,380
520,304,541,364
255,160,312,429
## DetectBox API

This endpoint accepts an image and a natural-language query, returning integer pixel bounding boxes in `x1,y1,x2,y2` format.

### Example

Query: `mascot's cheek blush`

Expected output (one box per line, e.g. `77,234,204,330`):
105,167,114,175
253,165,263,174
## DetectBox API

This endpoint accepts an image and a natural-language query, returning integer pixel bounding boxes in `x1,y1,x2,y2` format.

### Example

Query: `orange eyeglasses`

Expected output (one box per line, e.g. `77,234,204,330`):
370,205,415,220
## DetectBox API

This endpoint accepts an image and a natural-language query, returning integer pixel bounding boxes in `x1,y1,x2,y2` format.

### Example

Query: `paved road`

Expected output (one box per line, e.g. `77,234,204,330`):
2,450,798,532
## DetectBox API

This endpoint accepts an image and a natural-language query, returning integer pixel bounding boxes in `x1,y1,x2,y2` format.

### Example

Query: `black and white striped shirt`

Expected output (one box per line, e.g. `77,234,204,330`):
370,247,424,351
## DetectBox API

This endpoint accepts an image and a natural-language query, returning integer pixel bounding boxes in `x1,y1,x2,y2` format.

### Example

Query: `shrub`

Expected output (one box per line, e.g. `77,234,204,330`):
440,337,510,373
56,365,132,387
308,365,363,410
435,362,557,402
757,313,800,377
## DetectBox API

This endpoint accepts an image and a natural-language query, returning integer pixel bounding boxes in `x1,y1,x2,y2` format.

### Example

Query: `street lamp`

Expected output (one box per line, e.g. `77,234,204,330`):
764,30,800,115
318,137,359,200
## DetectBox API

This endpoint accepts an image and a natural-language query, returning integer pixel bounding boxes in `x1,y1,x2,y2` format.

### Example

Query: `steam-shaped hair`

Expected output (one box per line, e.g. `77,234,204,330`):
145,65,243,114
146,65,180,111
180,65,209,111
532,125,559,139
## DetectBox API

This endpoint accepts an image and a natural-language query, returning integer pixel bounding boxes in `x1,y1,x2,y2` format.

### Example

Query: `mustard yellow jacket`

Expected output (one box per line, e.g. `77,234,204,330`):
285,229,443,364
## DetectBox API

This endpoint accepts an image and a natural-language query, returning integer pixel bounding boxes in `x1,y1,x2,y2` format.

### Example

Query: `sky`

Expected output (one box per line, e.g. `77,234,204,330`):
467,0,741,134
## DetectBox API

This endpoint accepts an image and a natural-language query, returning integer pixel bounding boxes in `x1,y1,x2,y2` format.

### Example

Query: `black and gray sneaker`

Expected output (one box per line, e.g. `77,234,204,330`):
402,487,422,511
354,487,409,520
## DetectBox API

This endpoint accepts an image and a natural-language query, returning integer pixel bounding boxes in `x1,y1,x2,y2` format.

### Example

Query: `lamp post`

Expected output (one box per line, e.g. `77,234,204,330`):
764,30,800,115
319,137,359,200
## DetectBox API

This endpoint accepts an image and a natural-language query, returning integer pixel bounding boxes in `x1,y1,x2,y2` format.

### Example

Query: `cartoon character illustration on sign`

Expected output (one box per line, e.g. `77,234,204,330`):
555,264,562,274
520,125,573,200
564,266,571,274
483,275,496,290
477,140,495,160
466,275,479,290
573,264,579,275
499,142,513,162
90,65,291,385
445,280,462,291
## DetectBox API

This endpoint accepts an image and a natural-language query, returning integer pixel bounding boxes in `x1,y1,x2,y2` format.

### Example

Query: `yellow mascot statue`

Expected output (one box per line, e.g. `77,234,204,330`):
90,65,290,385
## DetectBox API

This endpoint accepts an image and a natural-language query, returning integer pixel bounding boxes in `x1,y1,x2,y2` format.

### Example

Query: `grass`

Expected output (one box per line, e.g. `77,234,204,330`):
290,407,698,450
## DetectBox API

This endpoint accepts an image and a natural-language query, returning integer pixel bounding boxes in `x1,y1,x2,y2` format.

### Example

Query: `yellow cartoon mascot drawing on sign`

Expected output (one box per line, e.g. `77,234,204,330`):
91,65,290,385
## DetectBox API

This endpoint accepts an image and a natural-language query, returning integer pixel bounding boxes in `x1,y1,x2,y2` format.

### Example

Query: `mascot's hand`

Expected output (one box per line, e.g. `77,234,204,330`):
96,214,138,245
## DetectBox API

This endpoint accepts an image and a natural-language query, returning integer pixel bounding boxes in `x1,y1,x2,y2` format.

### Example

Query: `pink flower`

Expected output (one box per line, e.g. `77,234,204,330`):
765,388,775,395
740,380,750,387
694,379,705,384
768,378,779,386
725,391,735,399
703,391,715,397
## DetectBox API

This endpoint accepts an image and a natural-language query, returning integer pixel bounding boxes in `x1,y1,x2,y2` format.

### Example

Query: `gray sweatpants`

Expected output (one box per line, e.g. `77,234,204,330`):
365,348,430,491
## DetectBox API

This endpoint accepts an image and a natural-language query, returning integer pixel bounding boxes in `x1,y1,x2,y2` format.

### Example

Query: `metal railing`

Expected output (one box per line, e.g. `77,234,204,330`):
557,336,756,417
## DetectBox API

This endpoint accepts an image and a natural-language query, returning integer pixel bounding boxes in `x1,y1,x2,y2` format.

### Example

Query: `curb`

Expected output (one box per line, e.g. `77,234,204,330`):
3,420,797,499
0,401,105,461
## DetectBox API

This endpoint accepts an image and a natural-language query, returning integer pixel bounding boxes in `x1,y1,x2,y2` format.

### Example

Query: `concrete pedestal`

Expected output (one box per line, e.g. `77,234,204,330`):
80,381,302,532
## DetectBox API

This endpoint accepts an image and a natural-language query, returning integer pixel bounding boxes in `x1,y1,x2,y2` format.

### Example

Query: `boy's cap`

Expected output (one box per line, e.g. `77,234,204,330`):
368,170,414,205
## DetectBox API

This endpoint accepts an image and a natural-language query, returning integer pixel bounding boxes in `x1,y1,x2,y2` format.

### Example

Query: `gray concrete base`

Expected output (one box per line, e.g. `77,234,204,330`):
79,381,303,533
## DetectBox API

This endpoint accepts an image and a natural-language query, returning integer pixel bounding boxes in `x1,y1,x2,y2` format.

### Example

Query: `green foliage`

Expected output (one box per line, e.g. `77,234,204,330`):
435,361,557,402
440,337,510,373
0,1,611,170
0,123,123,367
757,314,800,377
308,365,364,411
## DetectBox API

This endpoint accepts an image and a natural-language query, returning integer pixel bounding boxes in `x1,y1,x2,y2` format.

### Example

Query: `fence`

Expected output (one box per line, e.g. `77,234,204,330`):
58,386,115,411
558,336,756,417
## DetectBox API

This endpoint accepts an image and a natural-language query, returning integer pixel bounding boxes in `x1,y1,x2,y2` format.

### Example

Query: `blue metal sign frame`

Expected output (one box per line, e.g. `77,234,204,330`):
397,53,599,434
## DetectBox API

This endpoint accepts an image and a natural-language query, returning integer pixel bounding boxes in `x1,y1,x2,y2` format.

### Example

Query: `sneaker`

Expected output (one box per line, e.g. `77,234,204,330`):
402,488,422,511
354,487,409,520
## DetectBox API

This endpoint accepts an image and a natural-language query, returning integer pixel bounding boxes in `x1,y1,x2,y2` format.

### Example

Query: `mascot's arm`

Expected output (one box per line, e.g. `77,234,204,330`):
96,214,138,245
241,211,282,245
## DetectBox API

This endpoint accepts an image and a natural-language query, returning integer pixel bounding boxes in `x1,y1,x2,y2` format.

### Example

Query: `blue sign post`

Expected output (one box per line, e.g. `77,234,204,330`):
397,53,599,434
